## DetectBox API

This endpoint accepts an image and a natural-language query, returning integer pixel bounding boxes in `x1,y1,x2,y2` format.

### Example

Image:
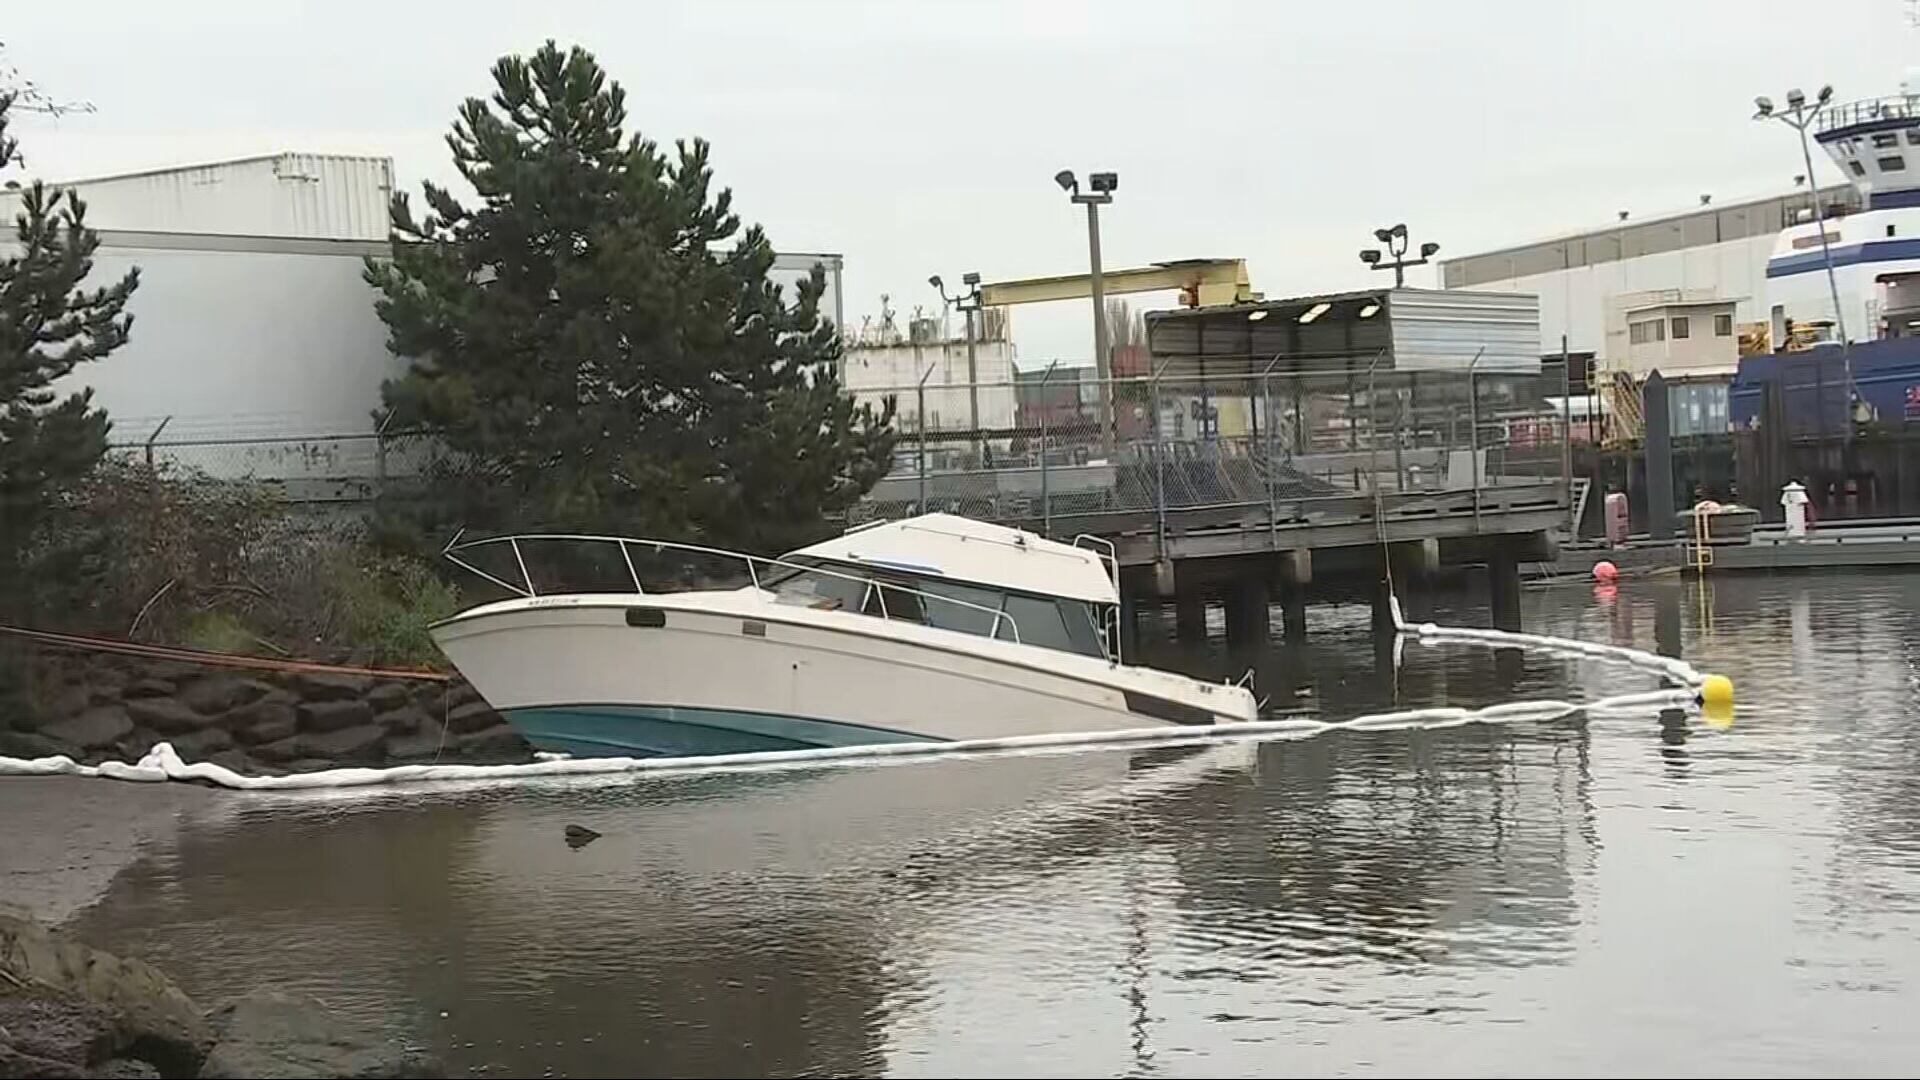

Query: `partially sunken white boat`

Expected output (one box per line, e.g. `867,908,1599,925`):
430,513,1257,758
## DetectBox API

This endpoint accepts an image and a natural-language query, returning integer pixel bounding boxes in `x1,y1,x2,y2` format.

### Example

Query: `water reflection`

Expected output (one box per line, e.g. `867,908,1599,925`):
38,575,1920,1076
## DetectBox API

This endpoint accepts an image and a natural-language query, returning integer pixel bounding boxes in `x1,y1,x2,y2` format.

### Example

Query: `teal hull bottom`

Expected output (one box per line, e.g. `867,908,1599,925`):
501,704,941,759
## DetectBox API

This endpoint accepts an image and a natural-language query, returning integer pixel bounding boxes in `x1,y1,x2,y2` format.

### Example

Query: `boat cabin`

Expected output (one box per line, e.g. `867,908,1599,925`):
767,514,1121,660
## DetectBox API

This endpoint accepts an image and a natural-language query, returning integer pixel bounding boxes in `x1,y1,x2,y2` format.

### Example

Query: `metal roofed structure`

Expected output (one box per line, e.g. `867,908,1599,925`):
1143,287,1543,378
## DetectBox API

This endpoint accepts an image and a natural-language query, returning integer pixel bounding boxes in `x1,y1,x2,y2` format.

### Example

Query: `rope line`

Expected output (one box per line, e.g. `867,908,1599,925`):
0,624,452,683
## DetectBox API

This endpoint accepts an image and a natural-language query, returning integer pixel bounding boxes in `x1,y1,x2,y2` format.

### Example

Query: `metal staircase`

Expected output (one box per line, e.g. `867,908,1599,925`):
1604,370,1644,445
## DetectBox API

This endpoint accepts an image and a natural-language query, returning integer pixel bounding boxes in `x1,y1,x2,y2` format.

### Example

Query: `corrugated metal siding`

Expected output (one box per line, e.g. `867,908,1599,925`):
1437,185,1855,289
268,154,393,241
0,154,393,240
1387,289,1542,374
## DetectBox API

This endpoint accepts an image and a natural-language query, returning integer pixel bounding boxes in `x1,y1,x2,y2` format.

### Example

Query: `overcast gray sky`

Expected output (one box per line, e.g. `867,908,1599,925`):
6,0,1917,364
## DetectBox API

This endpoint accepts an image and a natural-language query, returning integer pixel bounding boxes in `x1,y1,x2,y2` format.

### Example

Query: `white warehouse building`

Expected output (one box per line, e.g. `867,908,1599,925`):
1,152,846,478
1439,184,1857,357
1445,67,1920,384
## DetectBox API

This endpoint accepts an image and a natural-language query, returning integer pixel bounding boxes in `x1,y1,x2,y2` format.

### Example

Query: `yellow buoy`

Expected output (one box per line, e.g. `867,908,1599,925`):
1699,674,1735,730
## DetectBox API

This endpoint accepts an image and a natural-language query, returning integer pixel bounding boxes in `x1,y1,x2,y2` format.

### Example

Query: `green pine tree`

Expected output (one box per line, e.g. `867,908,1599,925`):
0,85,141,617
366,41,895,554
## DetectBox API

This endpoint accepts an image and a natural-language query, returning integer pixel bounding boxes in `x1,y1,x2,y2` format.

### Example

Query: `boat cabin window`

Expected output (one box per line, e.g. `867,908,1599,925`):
997,593,1106,657
863,580,927,622
764,563,868,612
761,558,1112,659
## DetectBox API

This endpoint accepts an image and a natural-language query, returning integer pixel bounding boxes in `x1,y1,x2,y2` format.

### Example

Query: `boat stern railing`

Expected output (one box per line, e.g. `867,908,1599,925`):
441,531,1023,645
1070,533,1124,665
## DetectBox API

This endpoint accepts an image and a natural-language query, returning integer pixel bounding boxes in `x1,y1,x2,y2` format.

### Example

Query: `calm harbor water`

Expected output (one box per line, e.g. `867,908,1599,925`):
15,572,1920,1077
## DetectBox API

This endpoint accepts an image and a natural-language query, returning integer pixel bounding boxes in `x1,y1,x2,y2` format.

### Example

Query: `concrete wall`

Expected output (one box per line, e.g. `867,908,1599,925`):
1459,232,1778,356
843,338,1018,433
52,233,397,446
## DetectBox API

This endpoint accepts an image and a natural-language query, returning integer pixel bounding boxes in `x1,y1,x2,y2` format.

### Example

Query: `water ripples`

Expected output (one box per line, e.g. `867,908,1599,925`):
29,574,1920,1076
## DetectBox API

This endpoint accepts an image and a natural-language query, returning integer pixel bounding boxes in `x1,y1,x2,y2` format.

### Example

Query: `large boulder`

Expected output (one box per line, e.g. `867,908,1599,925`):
198,991,441,1079
297,700,374,734
0,913,211,1078
234,702,297,747
450,726,529,763
180,677,273,717
126,697,209,736
0,992,110,1078
115,731,164,763
168,727,236,760
0,731,77,761
250,735,305,765
293,672,369,703
300,724,388,764
364,682,415,713
120,678,176,700
382,731,447,763
204,749,280,778
35,687,95,726
371,705,424,737
444,701,502,735
85,672,130,707
41,706,133,750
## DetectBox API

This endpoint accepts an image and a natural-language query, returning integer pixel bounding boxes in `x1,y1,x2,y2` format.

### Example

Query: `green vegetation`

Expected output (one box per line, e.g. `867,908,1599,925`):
2,41,894,674
366,41,894,554
0,81,140,624
331,554,462,670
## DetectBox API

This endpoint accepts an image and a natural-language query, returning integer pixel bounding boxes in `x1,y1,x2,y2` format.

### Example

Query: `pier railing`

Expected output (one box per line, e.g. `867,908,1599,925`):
849,363,1572,550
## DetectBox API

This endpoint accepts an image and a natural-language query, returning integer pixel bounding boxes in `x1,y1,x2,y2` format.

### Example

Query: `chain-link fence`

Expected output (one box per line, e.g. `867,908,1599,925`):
851,363,1571,536
104,363,1570,536
106,422,445,506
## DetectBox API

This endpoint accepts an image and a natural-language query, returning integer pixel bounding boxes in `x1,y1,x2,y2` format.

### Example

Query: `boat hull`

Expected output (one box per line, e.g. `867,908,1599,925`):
500,703,936,759
432,596,1244,759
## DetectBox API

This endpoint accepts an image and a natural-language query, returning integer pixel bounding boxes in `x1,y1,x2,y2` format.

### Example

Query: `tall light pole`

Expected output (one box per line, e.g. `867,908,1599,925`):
929,271,985,461
1057,169,1117,448
1755,85,1854,436
1358,223,1440,288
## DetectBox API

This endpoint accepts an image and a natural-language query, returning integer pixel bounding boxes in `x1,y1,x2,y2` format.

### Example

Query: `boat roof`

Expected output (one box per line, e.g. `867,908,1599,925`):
787,514,1118,604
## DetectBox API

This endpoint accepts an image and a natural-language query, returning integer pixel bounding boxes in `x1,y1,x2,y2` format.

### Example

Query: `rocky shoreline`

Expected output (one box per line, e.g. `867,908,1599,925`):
1,648,531,775
0,911,440,1078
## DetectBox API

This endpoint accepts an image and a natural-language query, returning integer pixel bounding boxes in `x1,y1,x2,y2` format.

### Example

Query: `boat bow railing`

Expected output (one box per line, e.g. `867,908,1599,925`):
441,531,1023,645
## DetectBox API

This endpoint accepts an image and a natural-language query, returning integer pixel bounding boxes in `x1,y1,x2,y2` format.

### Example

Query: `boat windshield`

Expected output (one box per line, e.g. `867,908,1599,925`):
761,558,1111,660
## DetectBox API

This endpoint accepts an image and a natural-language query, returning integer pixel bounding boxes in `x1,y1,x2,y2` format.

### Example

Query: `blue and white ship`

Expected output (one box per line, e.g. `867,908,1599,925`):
1767,69,1920,343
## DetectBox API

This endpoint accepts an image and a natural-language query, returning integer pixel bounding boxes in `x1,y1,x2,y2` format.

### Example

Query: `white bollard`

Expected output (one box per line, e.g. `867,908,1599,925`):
1781,480,1809,540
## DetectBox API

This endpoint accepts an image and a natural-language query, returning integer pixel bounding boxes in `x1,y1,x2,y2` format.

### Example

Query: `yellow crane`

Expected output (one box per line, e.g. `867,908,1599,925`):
977,258,1259,309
